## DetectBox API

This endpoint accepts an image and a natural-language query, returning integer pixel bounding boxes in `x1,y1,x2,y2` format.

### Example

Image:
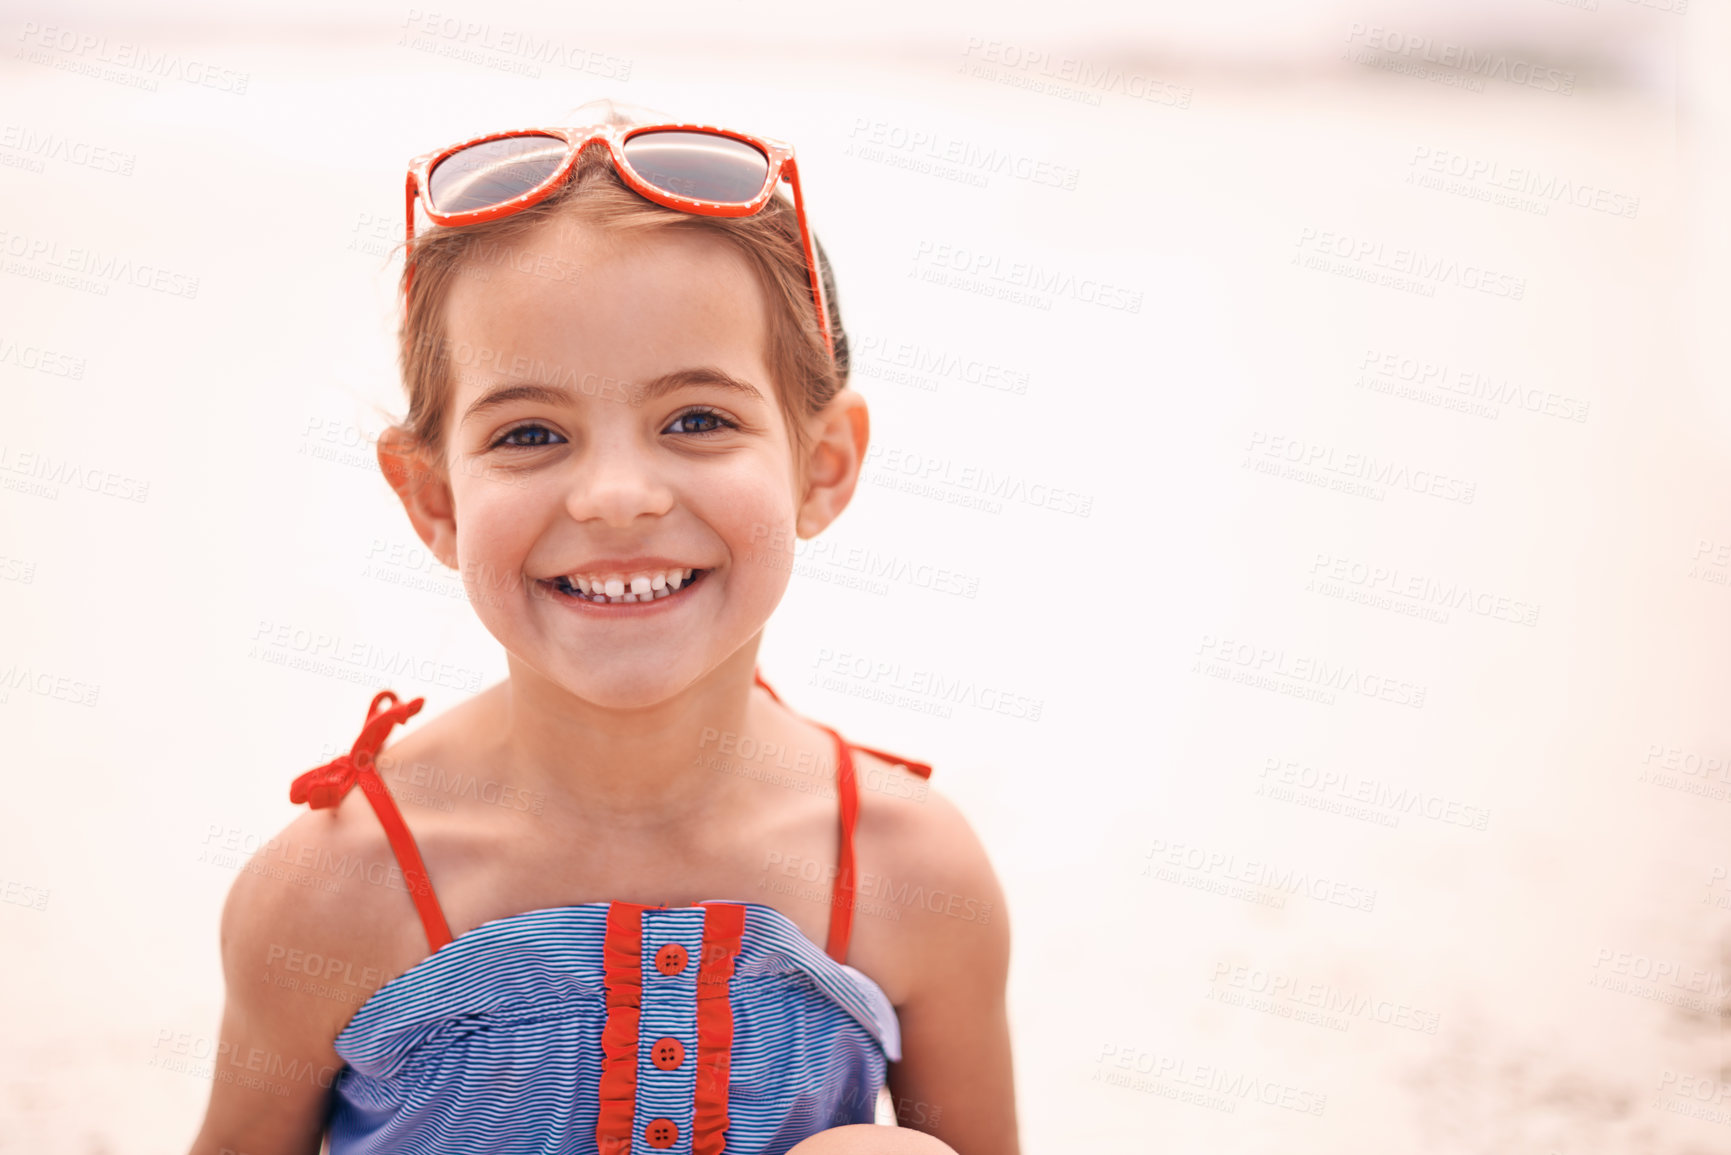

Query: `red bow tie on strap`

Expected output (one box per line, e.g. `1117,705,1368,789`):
290,691,426,809
286,689,454,952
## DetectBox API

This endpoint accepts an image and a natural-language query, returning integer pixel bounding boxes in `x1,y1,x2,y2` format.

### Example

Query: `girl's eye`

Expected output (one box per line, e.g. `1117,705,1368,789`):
489,409,737,449
665,407,739,438
492,423,564,449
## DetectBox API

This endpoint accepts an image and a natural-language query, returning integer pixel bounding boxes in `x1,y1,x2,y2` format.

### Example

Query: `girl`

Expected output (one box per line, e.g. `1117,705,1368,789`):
188,98,1018,1154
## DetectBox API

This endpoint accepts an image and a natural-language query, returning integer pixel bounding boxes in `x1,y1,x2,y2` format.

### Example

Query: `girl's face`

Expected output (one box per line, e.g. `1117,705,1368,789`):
397,216,851,707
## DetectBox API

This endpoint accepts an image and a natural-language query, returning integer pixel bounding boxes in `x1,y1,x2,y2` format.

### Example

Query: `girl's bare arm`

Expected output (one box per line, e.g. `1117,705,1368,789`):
880,791,1020,1154
186,811,395,1155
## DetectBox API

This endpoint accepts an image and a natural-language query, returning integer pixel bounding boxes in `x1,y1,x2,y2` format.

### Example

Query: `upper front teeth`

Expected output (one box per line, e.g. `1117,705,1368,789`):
566,568,697,602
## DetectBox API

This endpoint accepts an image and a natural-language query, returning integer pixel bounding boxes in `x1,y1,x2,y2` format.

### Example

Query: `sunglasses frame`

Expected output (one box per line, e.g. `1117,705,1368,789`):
403,121,834,361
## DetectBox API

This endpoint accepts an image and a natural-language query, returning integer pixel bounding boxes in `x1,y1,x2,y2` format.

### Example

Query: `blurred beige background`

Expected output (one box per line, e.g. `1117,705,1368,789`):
2,0,1728,1151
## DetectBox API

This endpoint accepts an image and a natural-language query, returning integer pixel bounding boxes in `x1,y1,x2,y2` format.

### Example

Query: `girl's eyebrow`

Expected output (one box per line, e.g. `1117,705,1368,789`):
460,366,766,425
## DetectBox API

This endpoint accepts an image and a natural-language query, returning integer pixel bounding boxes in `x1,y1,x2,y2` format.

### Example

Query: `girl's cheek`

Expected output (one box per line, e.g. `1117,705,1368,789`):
451,477,535,564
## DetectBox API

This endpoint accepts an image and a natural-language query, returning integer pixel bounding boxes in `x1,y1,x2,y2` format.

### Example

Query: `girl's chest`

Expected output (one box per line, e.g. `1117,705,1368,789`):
376,794,914,1006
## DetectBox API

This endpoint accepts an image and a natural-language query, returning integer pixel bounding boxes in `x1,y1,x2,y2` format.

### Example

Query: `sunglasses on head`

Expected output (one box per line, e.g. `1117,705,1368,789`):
403,121,835,361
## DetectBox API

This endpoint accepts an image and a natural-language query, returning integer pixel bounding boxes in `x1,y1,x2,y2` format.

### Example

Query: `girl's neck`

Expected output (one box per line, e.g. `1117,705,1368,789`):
488,651,773,832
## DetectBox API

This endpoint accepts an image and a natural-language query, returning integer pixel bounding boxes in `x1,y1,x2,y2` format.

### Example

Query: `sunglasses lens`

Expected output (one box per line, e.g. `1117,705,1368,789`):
428,133,568,215
622,130,770,204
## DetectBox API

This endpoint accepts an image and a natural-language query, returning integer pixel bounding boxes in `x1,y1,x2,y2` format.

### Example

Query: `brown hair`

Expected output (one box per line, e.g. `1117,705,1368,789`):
390,98,850,484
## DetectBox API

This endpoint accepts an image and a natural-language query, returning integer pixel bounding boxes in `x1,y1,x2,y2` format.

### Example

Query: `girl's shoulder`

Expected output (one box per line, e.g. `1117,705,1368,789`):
219,788,441,1055
844,748,1009,1005
221,693,502,1045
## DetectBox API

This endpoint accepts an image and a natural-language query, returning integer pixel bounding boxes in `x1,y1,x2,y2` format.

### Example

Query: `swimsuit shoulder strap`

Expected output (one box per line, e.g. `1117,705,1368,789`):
752,667,934,964
289,690,454,953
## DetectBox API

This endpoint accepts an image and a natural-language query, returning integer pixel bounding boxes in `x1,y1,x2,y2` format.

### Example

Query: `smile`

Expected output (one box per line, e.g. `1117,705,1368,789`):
544,567,712,606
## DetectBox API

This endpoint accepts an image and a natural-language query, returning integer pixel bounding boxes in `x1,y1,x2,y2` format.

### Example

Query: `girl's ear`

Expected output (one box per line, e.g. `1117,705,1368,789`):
796,390,869,539
378,426,459,569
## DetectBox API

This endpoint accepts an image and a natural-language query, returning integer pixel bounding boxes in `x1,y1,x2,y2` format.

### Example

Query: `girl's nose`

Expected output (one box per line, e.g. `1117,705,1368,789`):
561,437,676,528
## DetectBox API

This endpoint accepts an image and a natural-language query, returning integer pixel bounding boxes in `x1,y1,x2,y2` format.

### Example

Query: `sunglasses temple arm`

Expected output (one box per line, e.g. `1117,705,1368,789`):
782,161,835,364
403,173,420,300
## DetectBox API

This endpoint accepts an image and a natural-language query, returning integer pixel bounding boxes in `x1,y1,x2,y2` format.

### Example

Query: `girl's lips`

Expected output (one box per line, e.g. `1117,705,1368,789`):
538,567,712,615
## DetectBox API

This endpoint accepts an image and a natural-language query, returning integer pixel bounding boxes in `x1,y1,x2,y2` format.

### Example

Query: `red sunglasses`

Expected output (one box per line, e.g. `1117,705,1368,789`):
402,121,835,361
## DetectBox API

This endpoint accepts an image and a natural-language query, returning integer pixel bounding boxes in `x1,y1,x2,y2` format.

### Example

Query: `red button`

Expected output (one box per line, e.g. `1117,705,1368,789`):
645,1117,678,1148
651,1036,685,1070
654,943,688,976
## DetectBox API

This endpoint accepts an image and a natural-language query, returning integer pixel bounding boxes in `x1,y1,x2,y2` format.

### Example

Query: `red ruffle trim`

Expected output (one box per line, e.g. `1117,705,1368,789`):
596,901,744,1154
597,902,644,1154
693,902,745,1155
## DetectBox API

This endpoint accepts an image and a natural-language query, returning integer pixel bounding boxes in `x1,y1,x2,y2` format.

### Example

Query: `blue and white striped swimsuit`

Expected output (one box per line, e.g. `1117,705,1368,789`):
288,670,934,1154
